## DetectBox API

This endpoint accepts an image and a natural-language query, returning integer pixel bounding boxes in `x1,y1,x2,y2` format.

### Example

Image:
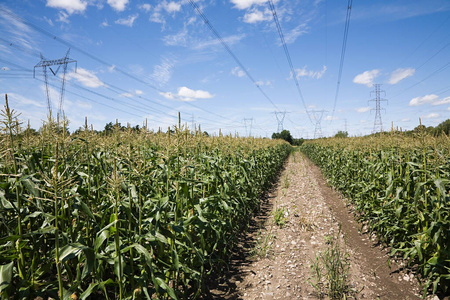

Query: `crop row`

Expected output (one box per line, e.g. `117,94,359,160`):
301,134,450,296
0,101,291,299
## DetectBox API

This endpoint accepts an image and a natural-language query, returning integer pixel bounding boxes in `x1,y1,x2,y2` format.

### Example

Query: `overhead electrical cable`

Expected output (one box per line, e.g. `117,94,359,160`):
0,37,236,127
267,0,312,123
188,0,281,112
330,0,353,122
0,9,235,124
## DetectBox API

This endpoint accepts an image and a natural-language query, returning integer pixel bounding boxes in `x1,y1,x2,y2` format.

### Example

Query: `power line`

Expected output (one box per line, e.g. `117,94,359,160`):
267,0,312,123
188,0,281,112
330,0,353,121
0,9,234,123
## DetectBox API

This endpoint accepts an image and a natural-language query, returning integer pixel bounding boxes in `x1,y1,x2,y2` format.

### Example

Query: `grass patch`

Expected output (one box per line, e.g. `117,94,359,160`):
309,228,355,299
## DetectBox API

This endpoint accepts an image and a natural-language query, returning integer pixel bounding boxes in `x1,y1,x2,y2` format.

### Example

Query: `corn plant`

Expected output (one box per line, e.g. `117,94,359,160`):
0,96,291,299
301,132,450,296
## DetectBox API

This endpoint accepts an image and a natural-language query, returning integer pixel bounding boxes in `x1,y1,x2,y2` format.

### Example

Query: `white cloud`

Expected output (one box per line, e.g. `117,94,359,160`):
355,106,371,113
325,115,338,121
115,14,138,27
75,100,92,110
389,68,415,84
100,19,109,27
150,57,176,85
194,34,245,50
0,6,34,51
120,92,133,98
57,11,70,23
353,69,380,87
46,0,87,14
1,67,10,71
408,94,450,106
178,87,214,100
433,96,450,106
293,65,326,80
107,0,129,12
7,93,45,108
163,1,181,13
243,8,272,23
135,90,143,95
422,113,439,119
255,80,271,86
43,16,54,26
161,86,214,102
150,1,182,24
159,92,175,99
230,0,269,10
284,24,308,44
401,118,410,122
163,28,188,47
66,68,104,88
139,3,151,12
232,67,246,78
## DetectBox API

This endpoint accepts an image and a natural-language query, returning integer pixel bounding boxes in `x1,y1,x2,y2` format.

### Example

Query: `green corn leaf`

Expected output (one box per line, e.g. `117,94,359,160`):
0,262,13,293
154,277,178,300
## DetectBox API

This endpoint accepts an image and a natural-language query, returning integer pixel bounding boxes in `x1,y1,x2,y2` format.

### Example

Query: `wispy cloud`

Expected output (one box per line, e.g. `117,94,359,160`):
107,0,129,12
231,67,246,78
230,0,269,10
0,5,35,51
243,7,272,23
194,34,246,50
292,65,326,80
355,106,371,113
160,86,214,102
353,69,380,87
7,92,45,108
409,94,450,106
115,14,139,27
149,1,182,25
284,24,309,44
46,0,88,14
422,113,439,119
66,68,104,88
389,68,415,84
150,57,176,85
138,3,151,12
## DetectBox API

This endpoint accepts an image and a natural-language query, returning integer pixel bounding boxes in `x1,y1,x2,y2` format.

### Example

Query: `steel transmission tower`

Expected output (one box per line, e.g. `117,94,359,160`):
369,84,387,133
243,117,253,137
310,110,327,139
273,111,287,132
34,49,77,115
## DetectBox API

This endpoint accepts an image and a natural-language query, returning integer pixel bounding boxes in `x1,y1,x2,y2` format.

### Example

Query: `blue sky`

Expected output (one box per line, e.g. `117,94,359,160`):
1,0,449,138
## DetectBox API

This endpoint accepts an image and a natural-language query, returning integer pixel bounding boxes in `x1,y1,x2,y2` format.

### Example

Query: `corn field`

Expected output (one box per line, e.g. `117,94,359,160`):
301,132,450,296
0,98,291,299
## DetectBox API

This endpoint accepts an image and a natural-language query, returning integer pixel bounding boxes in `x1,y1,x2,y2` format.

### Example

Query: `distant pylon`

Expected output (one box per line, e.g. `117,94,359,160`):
273,111,287,132
34,49,77,115
243,117,253,137
369,84,387,133
310,110,327,139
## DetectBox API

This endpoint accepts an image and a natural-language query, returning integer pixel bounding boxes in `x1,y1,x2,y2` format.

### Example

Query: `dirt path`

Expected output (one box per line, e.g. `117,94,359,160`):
204,150,427,299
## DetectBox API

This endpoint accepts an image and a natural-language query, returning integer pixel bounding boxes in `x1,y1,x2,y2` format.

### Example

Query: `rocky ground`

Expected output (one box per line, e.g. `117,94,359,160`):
203,150,442,300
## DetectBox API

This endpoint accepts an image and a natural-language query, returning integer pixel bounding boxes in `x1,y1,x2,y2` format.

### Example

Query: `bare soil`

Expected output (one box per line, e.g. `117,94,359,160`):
202,151,434,300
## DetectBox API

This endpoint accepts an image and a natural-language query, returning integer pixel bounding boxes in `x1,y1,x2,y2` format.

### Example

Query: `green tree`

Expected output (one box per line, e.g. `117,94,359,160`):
433,119,450,136
334,131,348,138
272,129,293,144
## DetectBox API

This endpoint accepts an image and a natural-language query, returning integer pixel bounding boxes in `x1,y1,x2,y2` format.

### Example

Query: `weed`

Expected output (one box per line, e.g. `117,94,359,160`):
251,226,274,258
309,229,354,299
273,207,287,228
